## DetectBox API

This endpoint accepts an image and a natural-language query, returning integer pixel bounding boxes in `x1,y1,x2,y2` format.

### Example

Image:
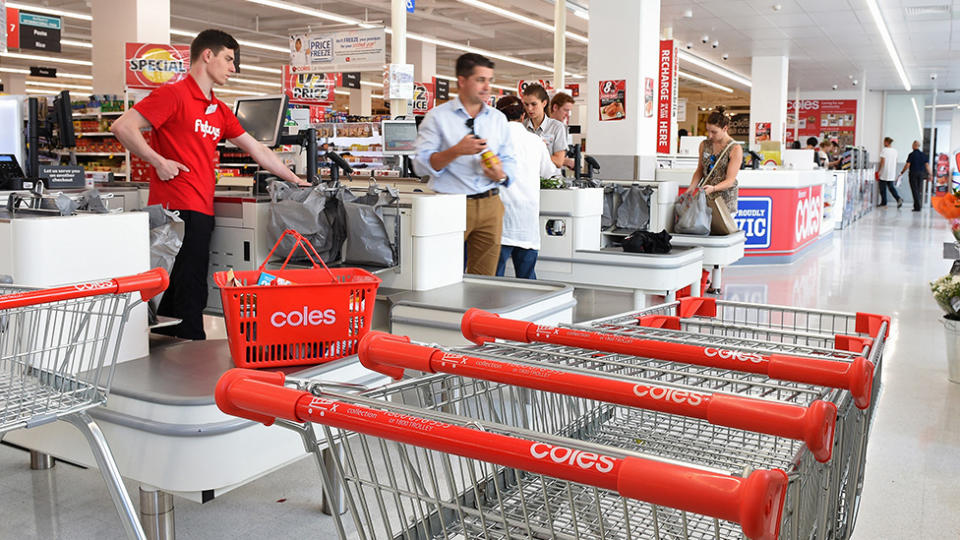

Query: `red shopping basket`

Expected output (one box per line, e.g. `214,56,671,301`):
214,229,381,368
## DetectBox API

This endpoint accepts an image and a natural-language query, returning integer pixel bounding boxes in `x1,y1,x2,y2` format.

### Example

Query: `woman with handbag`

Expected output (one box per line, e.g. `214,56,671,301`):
687,107,744,216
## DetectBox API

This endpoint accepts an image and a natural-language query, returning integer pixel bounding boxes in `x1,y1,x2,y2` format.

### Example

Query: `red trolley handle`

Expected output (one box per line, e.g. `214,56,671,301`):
261,229,337,283
0,268,169,310
216,368,788,540
461,309,875,410
358,331,837,462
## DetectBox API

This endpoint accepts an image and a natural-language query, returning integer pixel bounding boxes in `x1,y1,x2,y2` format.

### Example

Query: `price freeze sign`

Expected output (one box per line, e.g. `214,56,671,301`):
125,43,190,89
283,65,336,105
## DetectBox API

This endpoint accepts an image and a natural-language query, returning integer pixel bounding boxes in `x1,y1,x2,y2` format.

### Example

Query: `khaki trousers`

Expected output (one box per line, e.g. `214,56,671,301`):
464,194,504,275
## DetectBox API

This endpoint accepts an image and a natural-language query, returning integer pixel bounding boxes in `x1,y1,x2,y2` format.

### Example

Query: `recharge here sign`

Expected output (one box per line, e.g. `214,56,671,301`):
735,185,823,257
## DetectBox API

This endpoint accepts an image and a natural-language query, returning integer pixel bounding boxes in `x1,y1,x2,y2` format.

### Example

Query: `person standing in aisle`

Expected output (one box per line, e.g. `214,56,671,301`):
521,84,568,168
549,91,577,171
805,137,823,166
413,53,518,276
111,29,303,339
876,137,903,208
687,107,743,215
899,140,932,212
493,96,557,279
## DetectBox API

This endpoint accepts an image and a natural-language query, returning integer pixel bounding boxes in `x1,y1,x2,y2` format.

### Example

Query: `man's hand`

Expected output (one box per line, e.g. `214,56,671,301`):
451,134,488,156
154,158,189,181
563,157,575,169
482,160,506,182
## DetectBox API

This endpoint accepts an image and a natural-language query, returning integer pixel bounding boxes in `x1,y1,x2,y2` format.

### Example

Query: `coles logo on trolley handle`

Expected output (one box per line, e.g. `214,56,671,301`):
529,443,615,473
270,307,337,328
633,385,705,406
704,347,764,363
74,280,114,292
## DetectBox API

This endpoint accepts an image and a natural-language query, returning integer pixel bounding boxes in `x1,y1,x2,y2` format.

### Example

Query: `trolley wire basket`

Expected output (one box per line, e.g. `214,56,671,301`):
354,326,882,540
0,268,168,540
217,368,790,540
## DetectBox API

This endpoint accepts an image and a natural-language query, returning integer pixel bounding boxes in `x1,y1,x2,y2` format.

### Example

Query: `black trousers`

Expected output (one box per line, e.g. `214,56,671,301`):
156,210,215,339
909,172,926,210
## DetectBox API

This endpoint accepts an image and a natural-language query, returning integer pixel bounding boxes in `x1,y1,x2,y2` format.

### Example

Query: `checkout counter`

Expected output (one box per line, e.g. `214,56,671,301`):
0,94,582,538
534,187,705,308
656,168,833,264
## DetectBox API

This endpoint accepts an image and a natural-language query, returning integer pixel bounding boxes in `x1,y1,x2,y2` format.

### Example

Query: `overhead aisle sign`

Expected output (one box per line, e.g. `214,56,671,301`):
17,10,61,52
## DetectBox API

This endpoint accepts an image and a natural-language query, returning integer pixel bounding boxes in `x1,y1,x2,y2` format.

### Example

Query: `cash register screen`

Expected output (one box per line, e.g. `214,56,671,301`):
234,95,287,148
381,120,418,155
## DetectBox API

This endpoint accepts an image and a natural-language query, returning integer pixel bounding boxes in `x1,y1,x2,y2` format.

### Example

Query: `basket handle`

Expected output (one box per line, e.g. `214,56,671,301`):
461,308,875,410
0,268,169,309
214,368,787,540
358,331,837,462
261,229,337,283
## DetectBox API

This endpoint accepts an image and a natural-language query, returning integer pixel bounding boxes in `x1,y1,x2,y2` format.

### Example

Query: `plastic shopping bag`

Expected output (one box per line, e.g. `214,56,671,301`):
142,205,184,322
340,185,398,267
268,181,347,264
615,185,653,231
602,185,617,229
674,188,712,235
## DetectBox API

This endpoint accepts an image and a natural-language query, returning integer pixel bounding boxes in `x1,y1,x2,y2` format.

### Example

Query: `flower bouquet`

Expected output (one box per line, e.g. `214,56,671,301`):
932,190,960,241
931,274,960,319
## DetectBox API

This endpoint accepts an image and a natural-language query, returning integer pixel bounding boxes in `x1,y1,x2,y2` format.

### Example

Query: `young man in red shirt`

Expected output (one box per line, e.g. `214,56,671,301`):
112,29,302,339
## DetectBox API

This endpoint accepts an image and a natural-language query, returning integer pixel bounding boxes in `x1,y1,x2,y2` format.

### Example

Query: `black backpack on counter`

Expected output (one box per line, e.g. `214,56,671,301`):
621,230,672,254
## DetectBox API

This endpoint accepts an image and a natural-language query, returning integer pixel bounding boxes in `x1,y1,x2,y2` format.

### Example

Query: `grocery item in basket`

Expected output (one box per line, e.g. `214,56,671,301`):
257,272,294,286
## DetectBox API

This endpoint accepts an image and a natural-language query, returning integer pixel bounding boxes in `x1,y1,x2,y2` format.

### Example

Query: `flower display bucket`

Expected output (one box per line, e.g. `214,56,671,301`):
941,317,960,383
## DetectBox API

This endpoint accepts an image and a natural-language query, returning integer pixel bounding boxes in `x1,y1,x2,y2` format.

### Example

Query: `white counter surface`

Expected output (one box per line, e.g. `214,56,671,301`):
655,168,830,189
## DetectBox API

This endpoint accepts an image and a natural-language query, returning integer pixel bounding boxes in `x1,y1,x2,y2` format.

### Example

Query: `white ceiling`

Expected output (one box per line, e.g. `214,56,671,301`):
0,0,955,102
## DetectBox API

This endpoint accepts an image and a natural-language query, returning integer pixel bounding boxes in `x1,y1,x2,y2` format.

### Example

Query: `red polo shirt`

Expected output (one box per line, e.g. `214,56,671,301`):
134,75,245,215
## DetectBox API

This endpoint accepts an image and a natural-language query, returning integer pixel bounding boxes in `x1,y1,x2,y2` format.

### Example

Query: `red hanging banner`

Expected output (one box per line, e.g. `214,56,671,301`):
656,39,678,154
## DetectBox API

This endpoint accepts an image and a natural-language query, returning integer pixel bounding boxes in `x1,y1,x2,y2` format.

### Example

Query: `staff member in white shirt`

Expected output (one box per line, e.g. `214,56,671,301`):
877,136,903,208
521,84,568,169
494,96,558,279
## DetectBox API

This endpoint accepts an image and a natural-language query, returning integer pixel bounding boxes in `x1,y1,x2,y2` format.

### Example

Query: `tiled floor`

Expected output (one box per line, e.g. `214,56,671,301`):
1,205,958,539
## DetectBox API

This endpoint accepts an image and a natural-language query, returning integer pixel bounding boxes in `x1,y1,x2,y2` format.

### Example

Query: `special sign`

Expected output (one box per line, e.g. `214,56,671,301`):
283,65,336,105
125,43,190,89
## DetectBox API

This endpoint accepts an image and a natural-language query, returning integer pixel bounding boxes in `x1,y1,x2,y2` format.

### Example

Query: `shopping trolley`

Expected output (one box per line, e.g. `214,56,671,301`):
454,300,887,539
0,268,169,540
217,368,790,540
461,304,882,410
580,297,890,538
354,325,879,539
358,331,840,462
